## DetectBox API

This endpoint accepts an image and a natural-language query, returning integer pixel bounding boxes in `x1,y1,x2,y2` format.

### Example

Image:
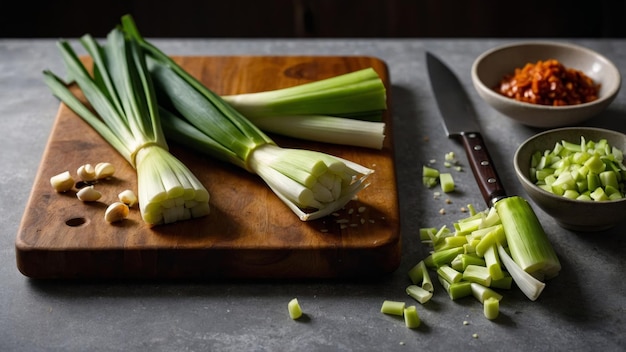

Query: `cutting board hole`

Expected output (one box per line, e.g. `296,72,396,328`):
65,217,88,227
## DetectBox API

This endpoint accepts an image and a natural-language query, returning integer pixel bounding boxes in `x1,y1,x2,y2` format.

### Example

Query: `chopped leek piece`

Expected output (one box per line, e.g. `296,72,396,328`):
483,297,500,320
288,298,303,320
462,265,492,287
381,300,405,316
406,285,433,304
437,265,463,283
121,15,373,221
495,196,561,279
43,29,209,225
438,276,472,300
497,244,545,301
407,260,433,292
490,273,513,290
404,306,421,329
439,173,455,193
483,245,505,281
470,282,502,304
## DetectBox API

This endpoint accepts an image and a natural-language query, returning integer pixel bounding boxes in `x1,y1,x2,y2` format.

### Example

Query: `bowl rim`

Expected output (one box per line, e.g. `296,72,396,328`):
471,40,622,111
514,126,626,205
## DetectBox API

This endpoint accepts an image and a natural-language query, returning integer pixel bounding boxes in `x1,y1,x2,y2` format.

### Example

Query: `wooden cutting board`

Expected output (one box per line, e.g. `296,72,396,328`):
15,55,400,280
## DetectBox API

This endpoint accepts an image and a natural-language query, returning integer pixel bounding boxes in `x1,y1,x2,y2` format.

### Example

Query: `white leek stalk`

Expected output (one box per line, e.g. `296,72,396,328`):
122,16,373,221
43,28,210,225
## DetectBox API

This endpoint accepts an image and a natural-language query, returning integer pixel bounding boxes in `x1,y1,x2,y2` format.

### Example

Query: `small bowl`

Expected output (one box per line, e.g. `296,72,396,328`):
514,127,626,231
472,41,621,128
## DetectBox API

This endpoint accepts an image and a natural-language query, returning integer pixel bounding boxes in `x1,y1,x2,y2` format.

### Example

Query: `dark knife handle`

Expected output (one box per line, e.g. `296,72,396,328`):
459,132,507,207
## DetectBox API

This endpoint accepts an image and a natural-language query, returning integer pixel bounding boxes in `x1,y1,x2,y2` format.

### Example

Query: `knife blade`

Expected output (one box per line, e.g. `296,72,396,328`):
426,51,507,207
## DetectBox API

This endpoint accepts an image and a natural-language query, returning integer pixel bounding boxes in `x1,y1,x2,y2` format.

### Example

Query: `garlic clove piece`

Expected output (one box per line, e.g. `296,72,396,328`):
104,202,129,223
95,162,115,180
76,185,102,202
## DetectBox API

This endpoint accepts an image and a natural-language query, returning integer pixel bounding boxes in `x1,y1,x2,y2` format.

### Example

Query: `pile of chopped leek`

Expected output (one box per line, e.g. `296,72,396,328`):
43,28,210,225
120,15,373,221
530,137,626,201
410,196,561,319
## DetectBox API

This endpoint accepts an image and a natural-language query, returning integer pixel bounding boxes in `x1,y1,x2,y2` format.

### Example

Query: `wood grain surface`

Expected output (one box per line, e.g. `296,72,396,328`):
15,55,400,280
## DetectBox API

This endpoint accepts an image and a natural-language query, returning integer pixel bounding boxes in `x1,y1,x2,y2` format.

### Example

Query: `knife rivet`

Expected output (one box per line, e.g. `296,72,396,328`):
481,161,489,166
488,178,497,184
468,133,476,138
474,145,482,151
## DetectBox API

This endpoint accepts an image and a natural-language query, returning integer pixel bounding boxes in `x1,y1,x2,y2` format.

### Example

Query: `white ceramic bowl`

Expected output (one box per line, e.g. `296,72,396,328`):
514,127,626,231
472,41,621,128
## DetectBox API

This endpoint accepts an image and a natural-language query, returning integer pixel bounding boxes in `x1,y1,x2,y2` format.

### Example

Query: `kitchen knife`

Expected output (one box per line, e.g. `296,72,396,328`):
425,51,507,207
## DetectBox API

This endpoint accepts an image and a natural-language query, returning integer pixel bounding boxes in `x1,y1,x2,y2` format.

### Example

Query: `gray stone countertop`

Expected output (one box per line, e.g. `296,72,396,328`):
1,38,625,352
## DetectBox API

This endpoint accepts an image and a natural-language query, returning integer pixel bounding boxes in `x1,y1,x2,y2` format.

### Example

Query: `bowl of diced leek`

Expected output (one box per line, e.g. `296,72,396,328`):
472,41,621,128
514,127,626,231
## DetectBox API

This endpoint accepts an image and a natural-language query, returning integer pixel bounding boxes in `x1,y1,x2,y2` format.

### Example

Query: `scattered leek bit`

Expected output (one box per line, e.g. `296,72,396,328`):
403,306,421,329
50,171,74,192
406,285,433,304
380,300,405,316
440,173,455,193
288,298,303,320
483,297,500,320
43,28,210,225
121,15,373,221
76,185,102,202
423,166,440,188
530,137,626,201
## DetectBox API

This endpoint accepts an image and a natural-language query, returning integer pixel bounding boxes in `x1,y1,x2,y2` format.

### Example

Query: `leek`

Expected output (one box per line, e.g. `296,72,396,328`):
495,196,561,279
221,68,388,149
121,16,373,221
43,29,210,225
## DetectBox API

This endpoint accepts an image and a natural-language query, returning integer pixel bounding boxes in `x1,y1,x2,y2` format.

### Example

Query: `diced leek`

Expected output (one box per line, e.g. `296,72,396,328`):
406,285,433,304
381,300,405,316
470,282,502,304
437,265,463,283
462,265,492,287
288,298,303,320
403,306,421,329
407,260,433,292
483,245,504,281
121,15,373,221
531,137,626,201
439,173,455,193
438,276,472,300
483,297,500,320
43,28,209,225
417,196,561,309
